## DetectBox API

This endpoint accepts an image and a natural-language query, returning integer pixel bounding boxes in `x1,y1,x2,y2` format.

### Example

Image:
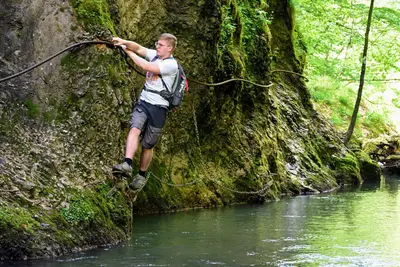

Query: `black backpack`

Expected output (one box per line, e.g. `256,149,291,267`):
145,56,189,110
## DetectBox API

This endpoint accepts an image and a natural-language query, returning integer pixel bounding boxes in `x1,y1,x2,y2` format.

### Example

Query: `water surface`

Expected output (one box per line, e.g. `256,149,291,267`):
3,175,400,266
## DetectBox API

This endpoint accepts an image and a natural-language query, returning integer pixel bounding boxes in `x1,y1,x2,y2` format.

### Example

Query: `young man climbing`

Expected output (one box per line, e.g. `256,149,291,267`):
112,33,178,189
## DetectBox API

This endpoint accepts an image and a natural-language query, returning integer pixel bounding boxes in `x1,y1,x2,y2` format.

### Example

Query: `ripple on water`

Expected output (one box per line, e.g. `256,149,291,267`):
57,256,98,262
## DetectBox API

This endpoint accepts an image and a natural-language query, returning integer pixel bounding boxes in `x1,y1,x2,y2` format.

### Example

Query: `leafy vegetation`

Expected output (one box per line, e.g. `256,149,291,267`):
61,196,95,225
292,0,400,138
218,0,272,76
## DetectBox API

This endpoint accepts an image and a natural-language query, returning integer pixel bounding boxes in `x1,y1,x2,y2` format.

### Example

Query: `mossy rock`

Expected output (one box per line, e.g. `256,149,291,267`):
355,151,381,182
385,154,400,161
363,136,400,155
332,152,362,185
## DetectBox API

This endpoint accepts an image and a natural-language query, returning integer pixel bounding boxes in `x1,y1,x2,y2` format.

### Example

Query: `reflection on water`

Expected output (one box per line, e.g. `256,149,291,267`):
2,175,400,267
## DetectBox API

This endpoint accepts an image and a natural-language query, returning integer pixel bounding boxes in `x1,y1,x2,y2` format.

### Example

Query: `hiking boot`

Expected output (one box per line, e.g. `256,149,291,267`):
129,174,146,190
112,162,132,178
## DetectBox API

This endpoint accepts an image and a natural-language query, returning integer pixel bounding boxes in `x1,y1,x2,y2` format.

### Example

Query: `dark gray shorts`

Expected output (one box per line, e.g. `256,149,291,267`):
130,101,167,149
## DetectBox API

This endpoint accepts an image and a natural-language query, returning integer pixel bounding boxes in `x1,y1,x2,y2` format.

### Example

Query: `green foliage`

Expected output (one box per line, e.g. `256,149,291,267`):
219,6,237,50
218,1,271,71
61,196,95,224
238,5,271,46
308,75,356,129
308,76,338,105
219,2,271,48
362,110,389,136
373,7,400,31
392,90,400,108
292,0,400,138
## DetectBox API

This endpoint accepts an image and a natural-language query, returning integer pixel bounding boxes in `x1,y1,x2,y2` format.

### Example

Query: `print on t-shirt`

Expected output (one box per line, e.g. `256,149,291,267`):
146,72,159,84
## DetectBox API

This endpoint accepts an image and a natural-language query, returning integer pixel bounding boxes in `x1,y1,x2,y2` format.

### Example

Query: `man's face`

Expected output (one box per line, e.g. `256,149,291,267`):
155,39,173,57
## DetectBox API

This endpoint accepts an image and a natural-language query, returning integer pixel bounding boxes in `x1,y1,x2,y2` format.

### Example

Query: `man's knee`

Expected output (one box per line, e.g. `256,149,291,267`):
129,127,141,137
141,125,162,149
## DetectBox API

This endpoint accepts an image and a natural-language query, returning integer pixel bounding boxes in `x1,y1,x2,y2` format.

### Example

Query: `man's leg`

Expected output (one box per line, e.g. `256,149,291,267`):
139,148,153,172
113,104,147,177
125,127,141,159
129,148,152,190
130,103,165,189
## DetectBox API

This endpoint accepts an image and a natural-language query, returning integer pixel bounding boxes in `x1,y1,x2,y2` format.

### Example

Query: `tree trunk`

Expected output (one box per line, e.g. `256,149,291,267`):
344,0,375,146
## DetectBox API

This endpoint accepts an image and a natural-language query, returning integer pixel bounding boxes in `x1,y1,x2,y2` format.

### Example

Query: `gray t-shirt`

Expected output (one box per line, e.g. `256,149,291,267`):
140,49,178,107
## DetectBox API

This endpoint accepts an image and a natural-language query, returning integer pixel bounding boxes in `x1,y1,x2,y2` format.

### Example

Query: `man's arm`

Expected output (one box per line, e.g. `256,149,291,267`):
112,37,147,57
124,48,161,74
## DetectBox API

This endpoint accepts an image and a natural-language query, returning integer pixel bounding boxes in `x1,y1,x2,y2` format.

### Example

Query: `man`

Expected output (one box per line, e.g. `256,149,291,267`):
112,33,178,189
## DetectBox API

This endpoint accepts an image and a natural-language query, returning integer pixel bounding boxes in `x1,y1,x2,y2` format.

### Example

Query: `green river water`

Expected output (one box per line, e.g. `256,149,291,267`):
2,174,400,266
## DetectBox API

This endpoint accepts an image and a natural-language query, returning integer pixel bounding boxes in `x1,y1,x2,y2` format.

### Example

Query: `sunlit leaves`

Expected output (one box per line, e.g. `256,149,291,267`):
292,0,400,137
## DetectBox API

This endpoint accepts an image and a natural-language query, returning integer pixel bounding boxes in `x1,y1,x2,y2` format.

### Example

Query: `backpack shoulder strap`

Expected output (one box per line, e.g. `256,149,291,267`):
159,76,170,92
156,56,178,92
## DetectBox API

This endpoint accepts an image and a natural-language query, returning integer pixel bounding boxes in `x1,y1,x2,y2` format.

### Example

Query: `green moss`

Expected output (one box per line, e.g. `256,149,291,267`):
355,150,381,181
333,152,362,185
54,47,131,125
69,0,116,33
24,98,40,119
362,137,400,157
0,185,131,259
219,5,237,50
58,185,131,235
385,154,400,160
0,207,39,234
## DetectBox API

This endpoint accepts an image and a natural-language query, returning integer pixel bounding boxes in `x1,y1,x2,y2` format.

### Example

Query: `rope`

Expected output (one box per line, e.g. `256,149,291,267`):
0,41,114,83
119,51,274,88
188,78,273,88
0,40,276,88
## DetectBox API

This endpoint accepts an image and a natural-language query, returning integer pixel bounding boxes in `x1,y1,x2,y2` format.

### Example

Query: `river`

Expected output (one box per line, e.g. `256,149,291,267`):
2,175,400,266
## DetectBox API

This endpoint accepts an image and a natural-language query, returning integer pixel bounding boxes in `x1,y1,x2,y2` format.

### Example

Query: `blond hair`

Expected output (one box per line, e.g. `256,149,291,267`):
159,33,177,50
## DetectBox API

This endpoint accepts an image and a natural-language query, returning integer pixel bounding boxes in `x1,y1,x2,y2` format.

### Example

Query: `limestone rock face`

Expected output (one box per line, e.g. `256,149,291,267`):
0,0,78,101
0,0,376,260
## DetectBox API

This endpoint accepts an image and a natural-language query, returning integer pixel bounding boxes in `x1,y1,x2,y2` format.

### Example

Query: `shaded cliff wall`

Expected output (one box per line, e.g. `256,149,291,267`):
0,0,379,260
0,0,132,260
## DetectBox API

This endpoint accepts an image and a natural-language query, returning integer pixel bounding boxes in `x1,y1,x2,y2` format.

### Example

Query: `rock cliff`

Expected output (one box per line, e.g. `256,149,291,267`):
0,0,379,260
